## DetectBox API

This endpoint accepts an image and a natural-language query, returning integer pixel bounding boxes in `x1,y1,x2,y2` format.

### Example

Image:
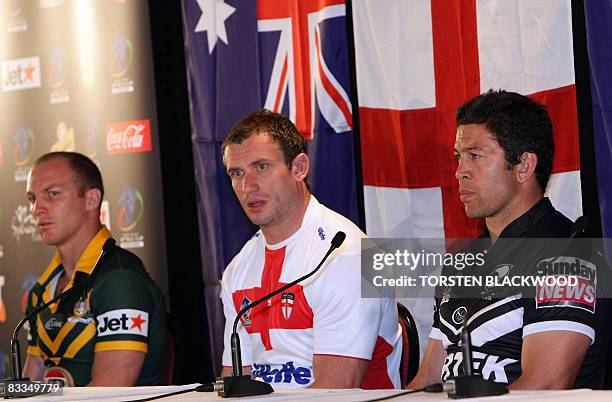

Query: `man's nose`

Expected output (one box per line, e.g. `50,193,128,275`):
242,172,258,193
455,158,471,181
30,198,44,216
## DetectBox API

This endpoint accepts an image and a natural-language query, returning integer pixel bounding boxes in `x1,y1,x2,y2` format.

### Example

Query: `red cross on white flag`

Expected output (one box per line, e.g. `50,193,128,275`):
352,0,581,240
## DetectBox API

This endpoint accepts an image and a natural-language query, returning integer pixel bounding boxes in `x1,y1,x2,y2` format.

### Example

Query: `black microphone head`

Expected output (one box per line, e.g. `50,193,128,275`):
570,216,589,238
331,231,346,249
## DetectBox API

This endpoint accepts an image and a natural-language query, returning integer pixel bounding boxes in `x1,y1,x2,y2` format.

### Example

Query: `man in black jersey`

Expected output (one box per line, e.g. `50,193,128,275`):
408,90,607,389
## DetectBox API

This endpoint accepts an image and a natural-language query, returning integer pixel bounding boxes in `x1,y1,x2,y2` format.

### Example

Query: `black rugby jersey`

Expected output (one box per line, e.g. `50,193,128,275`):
431,198,607,388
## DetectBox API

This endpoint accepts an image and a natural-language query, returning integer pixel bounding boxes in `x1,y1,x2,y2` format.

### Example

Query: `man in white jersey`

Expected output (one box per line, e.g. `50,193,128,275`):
220,110,402,389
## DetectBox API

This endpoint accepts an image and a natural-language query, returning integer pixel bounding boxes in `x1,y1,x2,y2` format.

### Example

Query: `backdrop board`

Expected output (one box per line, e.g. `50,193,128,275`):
0,0,168,378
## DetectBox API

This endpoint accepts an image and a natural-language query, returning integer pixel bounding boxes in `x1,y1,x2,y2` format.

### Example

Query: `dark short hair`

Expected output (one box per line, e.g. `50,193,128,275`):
35,152,104,202
456,89,554,192
222,109,306,167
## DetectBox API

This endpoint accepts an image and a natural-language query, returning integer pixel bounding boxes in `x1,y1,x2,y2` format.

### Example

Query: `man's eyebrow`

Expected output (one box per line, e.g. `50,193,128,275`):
454,145,484,152
43,184,63,191
25,184,63,199
227,158,275,173
249,158,272,166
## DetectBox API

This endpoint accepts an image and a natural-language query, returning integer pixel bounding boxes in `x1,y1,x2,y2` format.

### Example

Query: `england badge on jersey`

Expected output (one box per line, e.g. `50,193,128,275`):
281,292,294,320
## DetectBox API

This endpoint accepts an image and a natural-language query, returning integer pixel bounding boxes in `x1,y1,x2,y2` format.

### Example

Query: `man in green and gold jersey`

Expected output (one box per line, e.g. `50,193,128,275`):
23,152,167,386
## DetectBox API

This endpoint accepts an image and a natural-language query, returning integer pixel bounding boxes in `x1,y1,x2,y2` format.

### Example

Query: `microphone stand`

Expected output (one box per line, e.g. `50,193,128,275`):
445,325,509,398
445,283,509,398
215,231,346,398
7,287,76,381
3,239,115,397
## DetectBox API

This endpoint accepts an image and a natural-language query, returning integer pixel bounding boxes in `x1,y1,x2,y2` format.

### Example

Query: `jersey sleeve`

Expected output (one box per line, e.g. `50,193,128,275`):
430,299,443,341
522,243,599,344
221,259,253,367
308,253,386,360
90,269,156,353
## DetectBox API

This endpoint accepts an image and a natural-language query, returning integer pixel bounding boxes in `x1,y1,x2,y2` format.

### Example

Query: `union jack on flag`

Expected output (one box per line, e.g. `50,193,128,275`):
257,0,353,139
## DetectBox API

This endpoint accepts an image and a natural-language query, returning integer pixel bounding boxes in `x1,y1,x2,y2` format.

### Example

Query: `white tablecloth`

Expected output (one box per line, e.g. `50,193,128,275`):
15,384,612,402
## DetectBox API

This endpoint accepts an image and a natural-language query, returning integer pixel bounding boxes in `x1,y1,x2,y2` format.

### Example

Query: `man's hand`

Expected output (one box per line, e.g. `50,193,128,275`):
310,354,369,389
23,355,45,381
406,338,445,389
88,350,145,386
508,331,590,389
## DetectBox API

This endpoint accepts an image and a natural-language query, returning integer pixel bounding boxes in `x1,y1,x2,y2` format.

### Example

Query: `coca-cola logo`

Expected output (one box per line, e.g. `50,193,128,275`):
108,124,144,149
105,119,152,154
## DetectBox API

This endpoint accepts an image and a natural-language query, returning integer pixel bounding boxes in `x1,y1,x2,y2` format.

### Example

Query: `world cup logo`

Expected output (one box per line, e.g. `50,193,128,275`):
50,121,75,152
12,126,34,167
48,49,65,88
20,274,39,312
110,36,133,78
117,185,144,232
85,121,97,159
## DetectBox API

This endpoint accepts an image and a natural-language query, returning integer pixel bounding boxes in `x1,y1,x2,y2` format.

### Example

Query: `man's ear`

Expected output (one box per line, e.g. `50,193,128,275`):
84,188,102,212
516,152,538,183
291,153,310,182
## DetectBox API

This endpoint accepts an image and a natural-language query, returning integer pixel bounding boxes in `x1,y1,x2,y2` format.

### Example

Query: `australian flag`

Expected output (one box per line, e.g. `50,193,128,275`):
182,0,359,365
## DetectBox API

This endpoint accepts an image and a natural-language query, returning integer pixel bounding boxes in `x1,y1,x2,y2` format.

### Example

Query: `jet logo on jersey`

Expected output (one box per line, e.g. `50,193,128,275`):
281,292,294,320
96,309,148,337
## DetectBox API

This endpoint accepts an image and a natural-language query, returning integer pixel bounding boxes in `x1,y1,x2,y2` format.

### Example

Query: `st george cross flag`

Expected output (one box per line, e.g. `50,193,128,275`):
353,0,581,240
351,0,582,351
182,0,359,367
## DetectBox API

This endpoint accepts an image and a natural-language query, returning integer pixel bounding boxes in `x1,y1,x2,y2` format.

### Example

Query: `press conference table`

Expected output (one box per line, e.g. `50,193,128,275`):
15,384,612,402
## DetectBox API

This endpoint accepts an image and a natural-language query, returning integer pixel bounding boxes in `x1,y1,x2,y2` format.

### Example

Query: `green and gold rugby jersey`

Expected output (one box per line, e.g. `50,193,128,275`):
26,227,167,386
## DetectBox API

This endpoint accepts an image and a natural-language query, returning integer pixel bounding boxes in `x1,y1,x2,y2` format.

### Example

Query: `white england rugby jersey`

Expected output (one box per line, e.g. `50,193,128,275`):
221,196,402,389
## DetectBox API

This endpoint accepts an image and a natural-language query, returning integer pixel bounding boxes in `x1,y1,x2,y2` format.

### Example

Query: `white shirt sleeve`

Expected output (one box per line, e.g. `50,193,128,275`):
221,260,254,367
308,253,384,360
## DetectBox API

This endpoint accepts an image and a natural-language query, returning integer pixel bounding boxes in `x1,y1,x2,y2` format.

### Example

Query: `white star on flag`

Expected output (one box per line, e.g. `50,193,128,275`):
194,0,236,54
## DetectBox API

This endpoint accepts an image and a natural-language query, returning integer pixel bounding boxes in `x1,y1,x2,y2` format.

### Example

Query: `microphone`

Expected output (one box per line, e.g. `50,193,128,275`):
215,231,346,398
445,301,509,398
5,238,116,389
569,216,588,239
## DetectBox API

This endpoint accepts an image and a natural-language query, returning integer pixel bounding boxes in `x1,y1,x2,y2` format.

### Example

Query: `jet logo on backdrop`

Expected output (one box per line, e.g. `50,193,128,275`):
2,57,41,91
